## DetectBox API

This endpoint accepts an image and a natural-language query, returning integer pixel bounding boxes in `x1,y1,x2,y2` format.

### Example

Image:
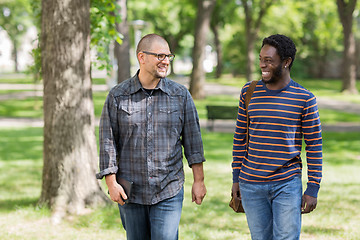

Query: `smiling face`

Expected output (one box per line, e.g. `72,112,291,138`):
259,44,284,85
140,41,171,80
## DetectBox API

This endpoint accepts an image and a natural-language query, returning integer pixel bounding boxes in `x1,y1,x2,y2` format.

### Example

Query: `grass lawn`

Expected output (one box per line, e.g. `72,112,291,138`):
1,92,360,126
208,76,360,104
0,127,359,239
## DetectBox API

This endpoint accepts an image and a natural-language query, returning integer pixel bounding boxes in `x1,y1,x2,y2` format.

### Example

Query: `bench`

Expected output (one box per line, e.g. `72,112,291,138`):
206,105,238,131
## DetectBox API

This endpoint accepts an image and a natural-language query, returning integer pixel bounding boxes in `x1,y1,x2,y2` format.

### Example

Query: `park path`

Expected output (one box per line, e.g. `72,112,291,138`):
0,79,360,132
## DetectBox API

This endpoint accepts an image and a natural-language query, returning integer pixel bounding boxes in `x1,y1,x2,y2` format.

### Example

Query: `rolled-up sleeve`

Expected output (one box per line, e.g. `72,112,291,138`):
182,90,205,167
96,93,119,179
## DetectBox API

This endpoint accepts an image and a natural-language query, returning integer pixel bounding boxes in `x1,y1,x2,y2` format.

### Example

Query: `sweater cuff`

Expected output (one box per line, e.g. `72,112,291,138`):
304,182,320,198
232,169,240,183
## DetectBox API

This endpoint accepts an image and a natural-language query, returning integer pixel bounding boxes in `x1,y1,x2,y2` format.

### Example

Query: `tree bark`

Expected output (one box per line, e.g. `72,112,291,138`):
241,0,274,82
189,0,216,99
115,0,131,83
39,0,108,223
211,23,223,79
336,0,358,94
12,39,18,72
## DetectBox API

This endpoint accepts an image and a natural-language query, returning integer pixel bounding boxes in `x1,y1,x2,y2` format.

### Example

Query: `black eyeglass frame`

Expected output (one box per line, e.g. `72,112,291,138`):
142,51,175,62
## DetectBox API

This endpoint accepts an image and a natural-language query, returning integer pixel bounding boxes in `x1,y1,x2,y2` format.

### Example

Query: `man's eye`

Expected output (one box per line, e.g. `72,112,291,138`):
158,54,166,59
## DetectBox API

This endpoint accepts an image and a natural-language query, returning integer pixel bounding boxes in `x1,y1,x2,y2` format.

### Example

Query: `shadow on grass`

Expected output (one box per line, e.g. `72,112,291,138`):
322,132,360,165
0,127,43,162
302,225,344,236
0,197,38,212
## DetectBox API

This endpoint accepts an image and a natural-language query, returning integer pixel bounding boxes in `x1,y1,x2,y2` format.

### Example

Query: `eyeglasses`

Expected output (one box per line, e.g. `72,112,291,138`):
142,51,175,62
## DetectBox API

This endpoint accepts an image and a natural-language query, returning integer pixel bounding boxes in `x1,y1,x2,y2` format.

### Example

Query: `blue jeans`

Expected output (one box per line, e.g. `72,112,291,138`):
239,176,302,240
118,187,184,240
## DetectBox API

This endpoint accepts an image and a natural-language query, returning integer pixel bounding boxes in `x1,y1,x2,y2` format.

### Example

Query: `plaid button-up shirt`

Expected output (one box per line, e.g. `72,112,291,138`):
96,72,205,205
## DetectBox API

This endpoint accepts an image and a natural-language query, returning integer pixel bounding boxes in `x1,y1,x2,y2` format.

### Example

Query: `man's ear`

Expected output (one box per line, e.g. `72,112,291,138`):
284,57,292,68
137,52,145,65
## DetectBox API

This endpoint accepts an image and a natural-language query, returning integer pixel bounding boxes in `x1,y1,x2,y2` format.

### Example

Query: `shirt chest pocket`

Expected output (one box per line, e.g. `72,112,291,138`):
156,104,183,130
118,102,145,126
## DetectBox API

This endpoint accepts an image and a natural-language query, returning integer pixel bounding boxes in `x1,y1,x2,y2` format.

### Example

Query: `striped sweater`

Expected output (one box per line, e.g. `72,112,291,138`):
232,79,322,198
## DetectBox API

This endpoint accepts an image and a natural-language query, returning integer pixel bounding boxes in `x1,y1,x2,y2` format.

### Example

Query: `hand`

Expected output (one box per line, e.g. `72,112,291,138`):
301,194,317,214
105,174,128,206
232,182,240,200
192,180,206,205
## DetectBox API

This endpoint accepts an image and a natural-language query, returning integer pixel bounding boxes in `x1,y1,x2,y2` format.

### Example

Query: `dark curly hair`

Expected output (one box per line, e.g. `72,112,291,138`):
262,34,297,70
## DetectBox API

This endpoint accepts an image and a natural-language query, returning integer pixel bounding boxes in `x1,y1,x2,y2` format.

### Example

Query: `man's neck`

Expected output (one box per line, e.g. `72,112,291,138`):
138,71,161,89
265,74,291,90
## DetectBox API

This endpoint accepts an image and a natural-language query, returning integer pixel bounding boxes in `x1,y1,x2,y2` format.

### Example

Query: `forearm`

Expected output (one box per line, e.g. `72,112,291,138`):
191,163,205,182
105,174,117,188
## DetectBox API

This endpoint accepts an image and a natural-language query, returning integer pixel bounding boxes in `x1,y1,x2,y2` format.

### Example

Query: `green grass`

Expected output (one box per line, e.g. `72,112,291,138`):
2,92,360,125
207,76,360,104
0,97,43,118
0,77,34,84
0,127,359,239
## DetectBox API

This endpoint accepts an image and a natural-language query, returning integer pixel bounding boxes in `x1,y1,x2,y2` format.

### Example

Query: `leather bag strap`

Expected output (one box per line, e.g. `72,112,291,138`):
245,80,258,148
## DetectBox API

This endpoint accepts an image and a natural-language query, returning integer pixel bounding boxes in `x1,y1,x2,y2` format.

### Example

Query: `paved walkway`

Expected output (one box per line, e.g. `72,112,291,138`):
0,81,359,132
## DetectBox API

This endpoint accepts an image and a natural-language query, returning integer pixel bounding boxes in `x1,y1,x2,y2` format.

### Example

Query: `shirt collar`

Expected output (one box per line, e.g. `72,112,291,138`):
129,70,170,95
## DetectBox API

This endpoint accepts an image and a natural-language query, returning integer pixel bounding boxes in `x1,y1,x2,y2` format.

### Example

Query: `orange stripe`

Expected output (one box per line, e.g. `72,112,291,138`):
307,144,322,147
239,171,299,182
245,157,283,167
283,90,309,96
307,156,322,160
233,150,246,153
240,171,300,180
289,86,311,93
308,181,320,185
250,102,304,109
251,121,301,128
248,153,295,161
233,143,245,147
252,96,307,102
250,127,300,134
249,146,300,155
307,96,316,102
304,137,322,141
303,116,320,122
303,110,319,117
304,103,317,111
302,123,321,128
303,130,322,135
242,163,274,172
250,140,301,148
252,115,300,121
309,176,322,179
250,134,302,141
306,150,322,153
250,108,301,115
307,163,322,166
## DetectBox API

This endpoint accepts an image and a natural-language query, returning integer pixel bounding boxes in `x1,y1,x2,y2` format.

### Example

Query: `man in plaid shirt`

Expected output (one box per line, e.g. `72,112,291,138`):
96,33,206,240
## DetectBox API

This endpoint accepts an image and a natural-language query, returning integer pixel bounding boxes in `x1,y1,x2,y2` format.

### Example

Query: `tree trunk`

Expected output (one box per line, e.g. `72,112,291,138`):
39,0,109,223
115,0,131,83
241,0,274,82
245,32,256,82
189,0,216,99
211,23,223,79
11,39,18,72
336,0,358,94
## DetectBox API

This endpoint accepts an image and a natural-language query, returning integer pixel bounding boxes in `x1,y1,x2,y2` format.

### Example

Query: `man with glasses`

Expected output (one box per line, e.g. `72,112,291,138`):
96,33,206,240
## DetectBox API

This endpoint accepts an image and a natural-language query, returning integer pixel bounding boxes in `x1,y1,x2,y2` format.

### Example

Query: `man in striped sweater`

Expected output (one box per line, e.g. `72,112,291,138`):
232,34,322,240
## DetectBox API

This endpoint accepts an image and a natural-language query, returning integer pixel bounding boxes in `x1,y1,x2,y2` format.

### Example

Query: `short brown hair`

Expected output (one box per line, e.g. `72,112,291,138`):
136,34,168,55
